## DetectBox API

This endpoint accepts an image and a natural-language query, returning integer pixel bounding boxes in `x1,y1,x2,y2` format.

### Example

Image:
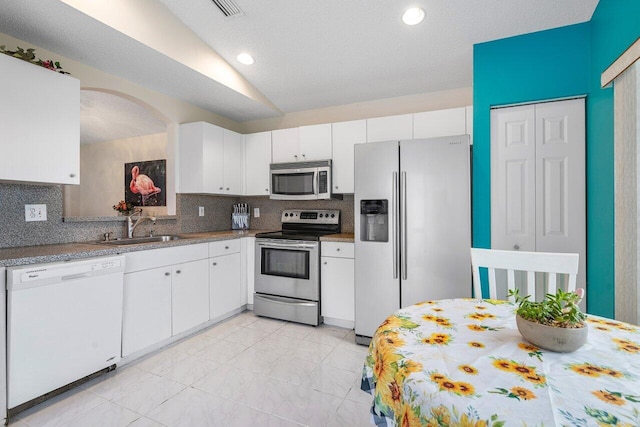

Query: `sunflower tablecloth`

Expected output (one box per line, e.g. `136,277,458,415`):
361,298,640,427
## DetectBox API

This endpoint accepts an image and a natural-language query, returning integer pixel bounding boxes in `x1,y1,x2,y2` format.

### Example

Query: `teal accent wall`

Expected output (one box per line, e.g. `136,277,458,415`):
586,0,640,317
472,0,640,317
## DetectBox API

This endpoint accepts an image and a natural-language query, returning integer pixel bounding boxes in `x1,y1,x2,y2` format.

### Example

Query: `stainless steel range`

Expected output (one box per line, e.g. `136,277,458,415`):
254,209,341,326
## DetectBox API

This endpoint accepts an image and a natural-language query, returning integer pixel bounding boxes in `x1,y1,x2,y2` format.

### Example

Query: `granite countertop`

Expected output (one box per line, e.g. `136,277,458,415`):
320,233,355,243
0,230,355,267
0,230,272,267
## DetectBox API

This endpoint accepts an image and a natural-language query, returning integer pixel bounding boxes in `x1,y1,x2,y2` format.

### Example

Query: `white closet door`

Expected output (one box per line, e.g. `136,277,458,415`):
491,105,536,252
534,99,585,254
535,99,586,299
491,98,586,305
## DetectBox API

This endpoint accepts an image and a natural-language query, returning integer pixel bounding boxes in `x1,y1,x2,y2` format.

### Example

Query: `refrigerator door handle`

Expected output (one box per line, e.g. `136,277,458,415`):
401,171,408,280
392,172,398,279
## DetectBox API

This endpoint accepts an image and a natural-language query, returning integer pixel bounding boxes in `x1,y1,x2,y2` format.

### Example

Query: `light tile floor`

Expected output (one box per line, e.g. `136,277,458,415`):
10,312,374,427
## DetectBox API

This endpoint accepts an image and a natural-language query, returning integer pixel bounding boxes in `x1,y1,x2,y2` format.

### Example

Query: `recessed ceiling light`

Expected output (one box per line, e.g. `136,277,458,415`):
237,53,255,65
402,7,425,25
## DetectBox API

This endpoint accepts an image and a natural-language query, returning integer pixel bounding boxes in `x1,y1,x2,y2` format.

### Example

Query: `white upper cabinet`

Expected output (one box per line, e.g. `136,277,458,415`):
0,54,80,185
178,122,242,195
223,129,243,194
271,128,300,163
413,107,466,139
179,108,474,196
179,122,223,193
298,124,332,161
366,114,413,142
332,120,366,193
244,131,272,195
272,124,331,163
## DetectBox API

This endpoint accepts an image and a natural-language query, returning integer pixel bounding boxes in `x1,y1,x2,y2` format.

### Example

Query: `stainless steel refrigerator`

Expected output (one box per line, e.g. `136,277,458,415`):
354,135,471,345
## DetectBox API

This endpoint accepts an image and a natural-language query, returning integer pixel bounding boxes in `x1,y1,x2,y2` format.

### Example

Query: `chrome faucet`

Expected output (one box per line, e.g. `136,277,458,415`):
127,207,156,238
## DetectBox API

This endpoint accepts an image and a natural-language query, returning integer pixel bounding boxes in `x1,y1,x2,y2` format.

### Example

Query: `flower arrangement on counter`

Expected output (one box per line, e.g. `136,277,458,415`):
113,200,134,214
0,45,70,74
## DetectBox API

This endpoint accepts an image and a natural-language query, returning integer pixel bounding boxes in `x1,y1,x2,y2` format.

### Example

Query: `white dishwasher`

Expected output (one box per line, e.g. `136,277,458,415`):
6,255,125,410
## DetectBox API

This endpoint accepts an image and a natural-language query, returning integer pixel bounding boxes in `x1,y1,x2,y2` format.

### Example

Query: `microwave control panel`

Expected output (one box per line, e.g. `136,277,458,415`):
318,170,328,193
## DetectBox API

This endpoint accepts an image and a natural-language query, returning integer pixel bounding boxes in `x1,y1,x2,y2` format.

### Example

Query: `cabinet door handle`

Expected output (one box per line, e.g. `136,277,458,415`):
324,261,327,265
212,262,217,266
336,248,340,251
265,188,269,192
176,270,181,274
514,245,520,250
69,173,76,178
294,155,298,159
226,188,229,191
164,272,170,276
225,246,229,249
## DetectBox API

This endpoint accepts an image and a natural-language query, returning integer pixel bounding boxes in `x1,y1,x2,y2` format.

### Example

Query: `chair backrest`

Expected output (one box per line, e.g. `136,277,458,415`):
470,248,579,301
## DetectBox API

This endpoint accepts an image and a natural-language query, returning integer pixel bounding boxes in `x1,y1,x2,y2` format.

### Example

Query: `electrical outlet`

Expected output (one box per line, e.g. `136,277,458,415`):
199,206,205,217
254,207,260,218
25,204,47,222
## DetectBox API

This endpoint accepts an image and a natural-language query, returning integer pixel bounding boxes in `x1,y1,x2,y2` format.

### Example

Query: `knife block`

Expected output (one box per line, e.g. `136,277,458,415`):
231,213,250,230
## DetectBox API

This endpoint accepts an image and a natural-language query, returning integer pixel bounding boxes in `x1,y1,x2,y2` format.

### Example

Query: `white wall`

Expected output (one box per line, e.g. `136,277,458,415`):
65,133,168,217
241,87,472,133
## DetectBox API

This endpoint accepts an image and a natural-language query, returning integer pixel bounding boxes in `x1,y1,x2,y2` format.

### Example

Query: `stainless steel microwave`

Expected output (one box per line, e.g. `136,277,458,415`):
269,160,342,200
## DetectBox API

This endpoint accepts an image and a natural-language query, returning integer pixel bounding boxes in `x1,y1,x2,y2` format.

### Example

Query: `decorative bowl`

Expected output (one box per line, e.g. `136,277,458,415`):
516,314,588,353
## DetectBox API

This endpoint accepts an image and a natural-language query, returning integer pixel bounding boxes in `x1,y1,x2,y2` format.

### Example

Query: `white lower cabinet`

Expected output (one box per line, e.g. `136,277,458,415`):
122,267,172,357
209,240,242,320
321,242,355,327
122,243,209,357
171,259,209,335
244,237,255,306
210,253,241,320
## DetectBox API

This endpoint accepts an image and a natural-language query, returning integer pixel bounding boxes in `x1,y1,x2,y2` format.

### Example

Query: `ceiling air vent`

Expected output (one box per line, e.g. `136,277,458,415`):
211,0,244,18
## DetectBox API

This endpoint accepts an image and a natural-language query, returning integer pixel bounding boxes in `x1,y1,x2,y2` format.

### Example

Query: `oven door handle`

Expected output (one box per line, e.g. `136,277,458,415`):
256,241,318,250
255,295,317,307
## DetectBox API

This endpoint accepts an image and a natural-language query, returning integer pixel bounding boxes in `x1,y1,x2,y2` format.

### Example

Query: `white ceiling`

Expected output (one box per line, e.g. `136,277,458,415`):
0,0,599,127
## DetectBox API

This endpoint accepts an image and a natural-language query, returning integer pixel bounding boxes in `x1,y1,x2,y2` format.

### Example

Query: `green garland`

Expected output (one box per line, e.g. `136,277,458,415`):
0,45,70,74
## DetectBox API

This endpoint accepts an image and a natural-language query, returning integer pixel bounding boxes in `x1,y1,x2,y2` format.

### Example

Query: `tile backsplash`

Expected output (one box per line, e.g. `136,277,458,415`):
240,195,354,233
0,183,354,249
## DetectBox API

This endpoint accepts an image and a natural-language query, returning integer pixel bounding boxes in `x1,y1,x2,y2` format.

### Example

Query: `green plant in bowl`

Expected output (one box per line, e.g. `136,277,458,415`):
509,288,587,352
509,288,586,328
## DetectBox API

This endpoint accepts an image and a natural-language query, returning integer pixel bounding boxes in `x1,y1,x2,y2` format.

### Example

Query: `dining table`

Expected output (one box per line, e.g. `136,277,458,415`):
361,298,640,427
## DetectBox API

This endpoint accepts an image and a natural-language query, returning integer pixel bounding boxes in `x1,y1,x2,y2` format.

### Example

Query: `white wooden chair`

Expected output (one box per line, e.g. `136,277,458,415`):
470,248,579,301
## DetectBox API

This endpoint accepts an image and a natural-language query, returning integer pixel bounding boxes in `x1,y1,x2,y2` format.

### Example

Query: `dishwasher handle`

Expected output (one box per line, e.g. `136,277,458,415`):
61,272,92,281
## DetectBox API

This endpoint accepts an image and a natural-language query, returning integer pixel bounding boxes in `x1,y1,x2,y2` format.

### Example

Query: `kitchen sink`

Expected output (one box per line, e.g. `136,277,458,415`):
95,235,184,246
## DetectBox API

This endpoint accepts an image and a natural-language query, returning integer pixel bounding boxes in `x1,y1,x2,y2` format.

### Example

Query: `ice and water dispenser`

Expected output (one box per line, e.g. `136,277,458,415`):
360,200,389,242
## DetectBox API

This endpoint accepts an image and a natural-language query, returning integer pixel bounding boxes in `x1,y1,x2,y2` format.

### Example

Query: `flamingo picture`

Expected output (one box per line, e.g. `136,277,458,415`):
129,165,162,206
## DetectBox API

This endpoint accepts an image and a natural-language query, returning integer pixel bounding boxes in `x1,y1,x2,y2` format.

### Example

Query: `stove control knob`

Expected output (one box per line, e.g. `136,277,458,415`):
284,213,289,217
319,213,323,218
331,213,335,218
